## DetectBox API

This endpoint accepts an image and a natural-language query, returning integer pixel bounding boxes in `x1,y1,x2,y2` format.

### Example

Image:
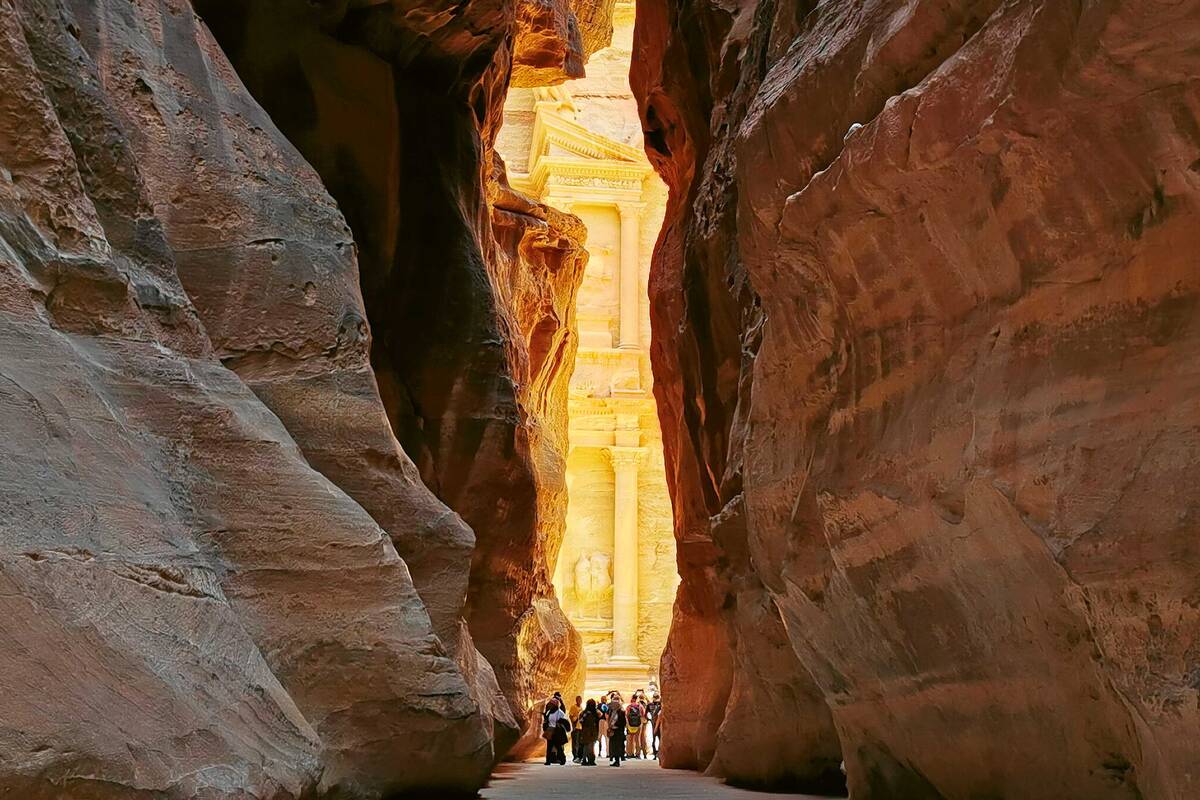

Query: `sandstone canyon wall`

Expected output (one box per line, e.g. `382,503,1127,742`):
633,1,1200,799
0,0,601,796
193,0,594,756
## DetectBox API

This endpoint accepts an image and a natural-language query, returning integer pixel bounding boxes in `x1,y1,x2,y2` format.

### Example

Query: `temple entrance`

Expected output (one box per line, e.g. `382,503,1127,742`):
496,0,677,703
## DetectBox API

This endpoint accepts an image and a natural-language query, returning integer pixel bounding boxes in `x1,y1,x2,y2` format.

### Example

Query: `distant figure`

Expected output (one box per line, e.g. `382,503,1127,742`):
569,695,583,763
608,703,627,767
543,698,569,765
647,693,663,758
578,699,601,766
637,690,651,757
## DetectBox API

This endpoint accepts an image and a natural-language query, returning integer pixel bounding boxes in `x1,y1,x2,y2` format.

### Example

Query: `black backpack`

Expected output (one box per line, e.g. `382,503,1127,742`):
627,704,642,726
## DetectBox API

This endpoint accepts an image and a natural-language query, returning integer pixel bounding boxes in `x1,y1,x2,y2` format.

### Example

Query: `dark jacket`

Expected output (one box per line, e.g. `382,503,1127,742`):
551,717,570,746
608,706,627,740
579,708,601,741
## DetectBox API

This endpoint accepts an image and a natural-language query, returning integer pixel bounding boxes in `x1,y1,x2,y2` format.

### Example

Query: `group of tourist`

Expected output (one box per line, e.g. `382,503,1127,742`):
541,689,663,767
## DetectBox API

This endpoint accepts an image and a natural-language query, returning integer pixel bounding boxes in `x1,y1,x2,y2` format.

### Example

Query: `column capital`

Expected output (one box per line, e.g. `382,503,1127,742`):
607,446,646,470
617,201,647,219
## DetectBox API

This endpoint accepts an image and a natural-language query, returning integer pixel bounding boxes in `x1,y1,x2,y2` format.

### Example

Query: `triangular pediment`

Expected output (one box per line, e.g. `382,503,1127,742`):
529,110,646,168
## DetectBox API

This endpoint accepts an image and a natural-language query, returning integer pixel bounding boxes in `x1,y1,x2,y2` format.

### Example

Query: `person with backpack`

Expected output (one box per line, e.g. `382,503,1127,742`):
607,701,627,767
542,698,570,765
542,692,564,730
625,696,645,758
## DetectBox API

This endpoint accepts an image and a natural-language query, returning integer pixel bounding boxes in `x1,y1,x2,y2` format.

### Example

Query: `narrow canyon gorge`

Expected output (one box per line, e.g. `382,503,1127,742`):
0,1,1197,800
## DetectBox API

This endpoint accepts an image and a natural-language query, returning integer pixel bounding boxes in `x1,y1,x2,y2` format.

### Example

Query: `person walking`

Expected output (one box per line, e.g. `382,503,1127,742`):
647,693,663,758
569,695,583,763
638,691,651,758
543,698,570,765
607,701,627,767
578,699,601,766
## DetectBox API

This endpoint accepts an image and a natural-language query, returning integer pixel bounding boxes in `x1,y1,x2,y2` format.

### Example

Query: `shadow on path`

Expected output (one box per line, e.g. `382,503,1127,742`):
481,758,843,798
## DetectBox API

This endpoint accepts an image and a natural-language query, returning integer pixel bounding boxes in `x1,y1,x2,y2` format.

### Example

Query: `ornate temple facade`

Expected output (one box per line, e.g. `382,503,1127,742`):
497,1,676,698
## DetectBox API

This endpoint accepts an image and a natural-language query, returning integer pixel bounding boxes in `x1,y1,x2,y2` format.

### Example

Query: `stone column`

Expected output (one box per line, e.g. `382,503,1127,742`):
618,204,641,349
609,446,644,661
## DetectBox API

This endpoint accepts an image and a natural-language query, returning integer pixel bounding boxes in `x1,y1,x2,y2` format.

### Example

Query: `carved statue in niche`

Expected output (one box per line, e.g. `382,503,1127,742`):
579,245,614,308
572,551,612,620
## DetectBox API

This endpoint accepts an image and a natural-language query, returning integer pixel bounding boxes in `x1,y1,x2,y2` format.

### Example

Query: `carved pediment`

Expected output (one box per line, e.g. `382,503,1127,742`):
530,109,647,166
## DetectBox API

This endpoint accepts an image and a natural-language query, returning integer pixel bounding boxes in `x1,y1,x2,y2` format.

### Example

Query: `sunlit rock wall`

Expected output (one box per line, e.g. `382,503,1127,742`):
633,0,1200,798
497,2,677,688
486,167,591,760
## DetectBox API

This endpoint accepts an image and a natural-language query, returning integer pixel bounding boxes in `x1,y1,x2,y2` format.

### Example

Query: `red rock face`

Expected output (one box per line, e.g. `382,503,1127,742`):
512,0,617,87
513,0,586,86
634,1,1200,798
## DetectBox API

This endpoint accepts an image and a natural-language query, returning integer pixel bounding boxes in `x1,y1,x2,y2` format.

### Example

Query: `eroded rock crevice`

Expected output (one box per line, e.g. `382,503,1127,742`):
4,0,1200,797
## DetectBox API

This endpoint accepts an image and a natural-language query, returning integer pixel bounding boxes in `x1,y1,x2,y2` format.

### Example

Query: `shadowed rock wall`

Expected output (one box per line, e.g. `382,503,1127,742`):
194,0,597,755
633,0,1200,798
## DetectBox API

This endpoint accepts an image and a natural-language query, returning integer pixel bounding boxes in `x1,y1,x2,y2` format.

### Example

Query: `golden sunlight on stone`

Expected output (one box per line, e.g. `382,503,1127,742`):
497,0,676,700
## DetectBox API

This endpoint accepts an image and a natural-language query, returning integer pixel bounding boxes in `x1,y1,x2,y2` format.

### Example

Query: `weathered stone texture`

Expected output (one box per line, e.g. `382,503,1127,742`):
0,0,494,796
196,0,590,758
572,0,618,61
488,168,591,759
634,0,1200,798
512,0,616,87
513,0,585,87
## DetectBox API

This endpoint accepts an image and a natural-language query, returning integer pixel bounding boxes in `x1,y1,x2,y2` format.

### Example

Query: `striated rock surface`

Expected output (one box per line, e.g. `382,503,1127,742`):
0,0,494,796
634,0,1200,798
513,0,585,87
572,0,618,61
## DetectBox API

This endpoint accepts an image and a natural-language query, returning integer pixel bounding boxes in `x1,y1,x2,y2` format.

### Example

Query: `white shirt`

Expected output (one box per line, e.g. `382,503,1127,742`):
546,709,568,728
